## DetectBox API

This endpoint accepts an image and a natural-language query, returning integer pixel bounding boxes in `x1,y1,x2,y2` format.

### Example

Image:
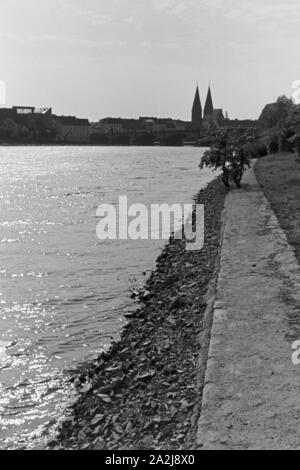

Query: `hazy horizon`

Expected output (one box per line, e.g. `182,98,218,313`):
0,0,299,121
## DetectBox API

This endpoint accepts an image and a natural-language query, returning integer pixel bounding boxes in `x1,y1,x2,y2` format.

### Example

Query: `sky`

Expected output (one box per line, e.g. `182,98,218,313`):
0,0,300,121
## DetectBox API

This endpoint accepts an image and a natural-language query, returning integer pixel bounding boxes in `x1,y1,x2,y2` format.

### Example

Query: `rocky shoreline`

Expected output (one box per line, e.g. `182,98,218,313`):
48,176,227,450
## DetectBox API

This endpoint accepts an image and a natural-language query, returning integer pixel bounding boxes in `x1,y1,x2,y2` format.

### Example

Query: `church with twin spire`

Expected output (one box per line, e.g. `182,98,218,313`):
192,85,224,130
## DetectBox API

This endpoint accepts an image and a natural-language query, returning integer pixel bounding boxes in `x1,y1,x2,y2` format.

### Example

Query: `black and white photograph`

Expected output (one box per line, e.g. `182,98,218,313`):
1,0,300,455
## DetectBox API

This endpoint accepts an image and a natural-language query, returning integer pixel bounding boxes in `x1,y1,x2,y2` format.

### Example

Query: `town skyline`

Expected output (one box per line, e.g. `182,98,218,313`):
1,83,227,123
1,0,299,121
0,85,257,146
0,80,294,123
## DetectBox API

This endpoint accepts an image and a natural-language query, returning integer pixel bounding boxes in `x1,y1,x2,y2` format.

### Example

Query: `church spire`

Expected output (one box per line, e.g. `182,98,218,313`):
191,85,202,127
204,85,214,118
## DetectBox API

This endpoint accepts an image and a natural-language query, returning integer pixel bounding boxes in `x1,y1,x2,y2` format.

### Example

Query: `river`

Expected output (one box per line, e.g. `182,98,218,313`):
0,145,213,448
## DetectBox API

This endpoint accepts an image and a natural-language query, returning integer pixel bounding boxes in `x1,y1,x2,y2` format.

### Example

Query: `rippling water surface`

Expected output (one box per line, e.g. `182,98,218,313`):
0,146,213,448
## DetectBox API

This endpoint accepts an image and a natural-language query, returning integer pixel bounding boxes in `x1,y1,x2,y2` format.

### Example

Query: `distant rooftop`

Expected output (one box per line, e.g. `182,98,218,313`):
54,115,90,126
12,106,52,115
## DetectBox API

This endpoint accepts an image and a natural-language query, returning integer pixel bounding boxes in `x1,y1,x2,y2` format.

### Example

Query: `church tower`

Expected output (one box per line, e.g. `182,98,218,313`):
191,85,202,128
204,85,214,118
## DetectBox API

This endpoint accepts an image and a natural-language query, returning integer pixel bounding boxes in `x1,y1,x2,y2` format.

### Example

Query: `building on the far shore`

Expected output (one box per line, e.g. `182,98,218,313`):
54,116,91,143
0,106,56,141
0,106,91,143
203,86,214,119
191,85,202,130
92,116,191,144
191,84,226,133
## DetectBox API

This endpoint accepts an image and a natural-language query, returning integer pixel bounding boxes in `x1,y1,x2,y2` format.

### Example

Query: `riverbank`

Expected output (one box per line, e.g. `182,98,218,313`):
47,176,227,450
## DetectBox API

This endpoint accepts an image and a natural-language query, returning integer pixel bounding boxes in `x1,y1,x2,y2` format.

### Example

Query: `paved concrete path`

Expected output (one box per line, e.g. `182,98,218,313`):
197,164,300,450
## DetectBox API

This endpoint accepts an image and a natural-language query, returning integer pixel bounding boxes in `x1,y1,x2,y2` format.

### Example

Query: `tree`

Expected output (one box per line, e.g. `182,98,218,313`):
258,95,296,152
275,96,295,151
285,105,300,158
200,127,253,188
276,96,294,124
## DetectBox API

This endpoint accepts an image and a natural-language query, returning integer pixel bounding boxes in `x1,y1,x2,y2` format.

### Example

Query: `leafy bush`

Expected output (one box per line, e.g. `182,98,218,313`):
199,127,253,188
288,131,300,156
247,143,268,158
257,144,268,157
294,137,300,156
269,138,279,154
280,128,295,152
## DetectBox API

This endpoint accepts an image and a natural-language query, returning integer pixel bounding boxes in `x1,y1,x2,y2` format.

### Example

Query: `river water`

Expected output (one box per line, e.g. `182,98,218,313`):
0,146,213,449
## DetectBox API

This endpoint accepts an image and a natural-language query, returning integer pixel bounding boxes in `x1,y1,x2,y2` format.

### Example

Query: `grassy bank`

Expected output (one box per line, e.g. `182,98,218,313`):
254,153,300,263
48,176,227,451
